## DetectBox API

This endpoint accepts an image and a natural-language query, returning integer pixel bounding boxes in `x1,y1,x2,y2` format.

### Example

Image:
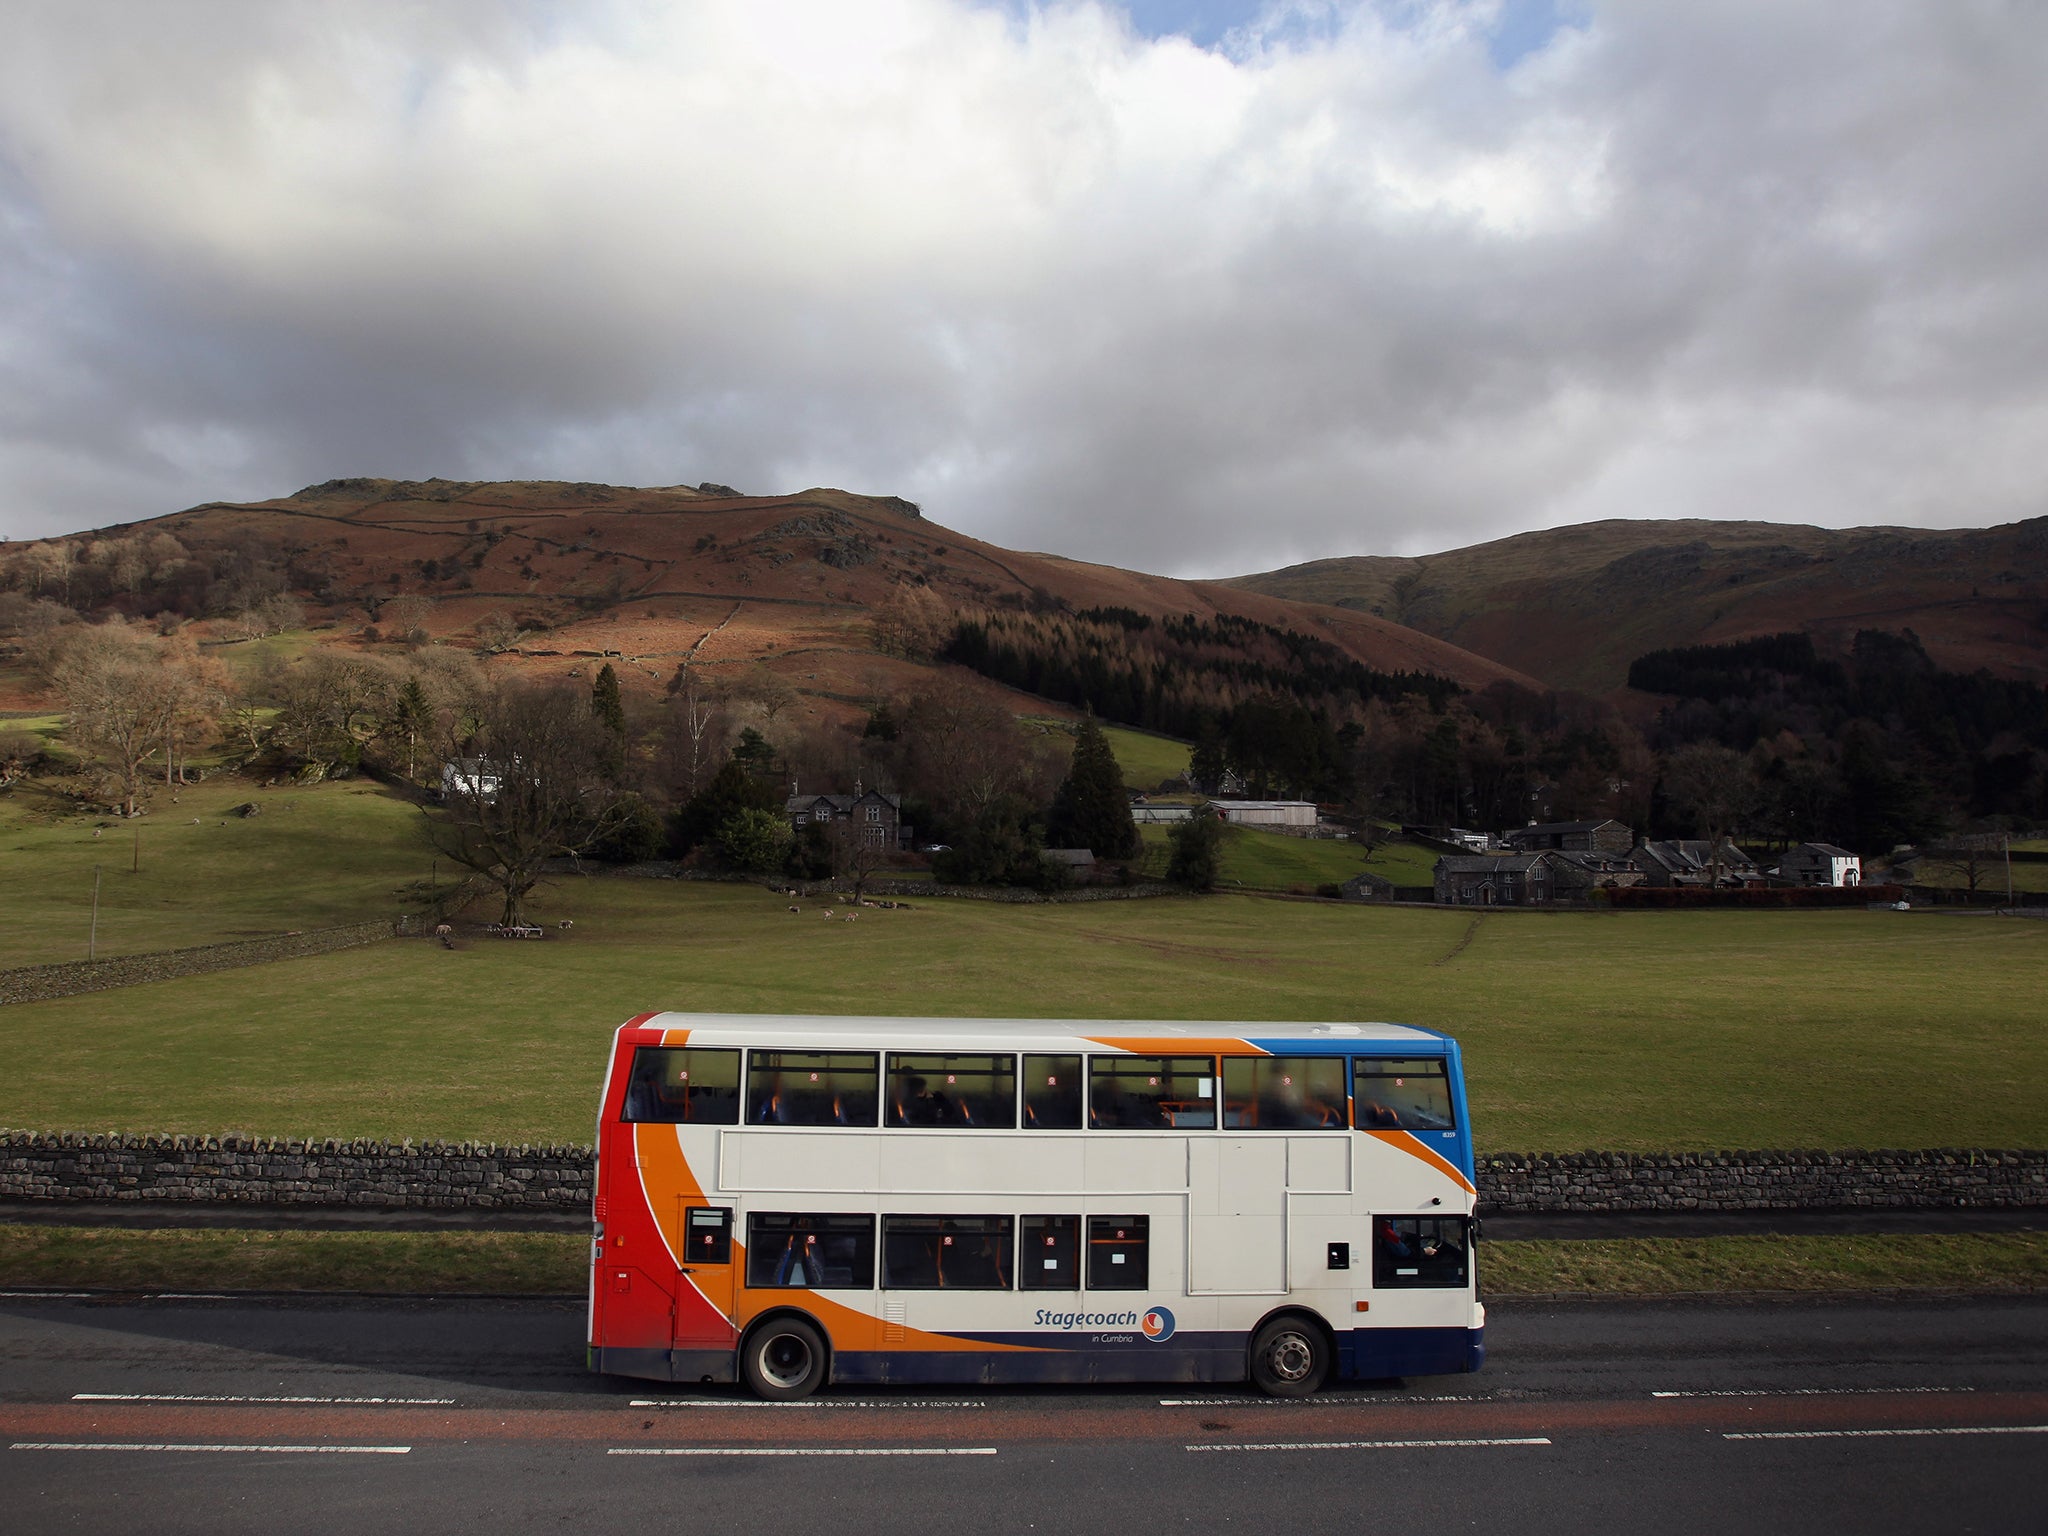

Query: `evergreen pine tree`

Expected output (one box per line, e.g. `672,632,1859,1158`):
1047,717,1139,859
590,663,626,780
1167,811,1223,890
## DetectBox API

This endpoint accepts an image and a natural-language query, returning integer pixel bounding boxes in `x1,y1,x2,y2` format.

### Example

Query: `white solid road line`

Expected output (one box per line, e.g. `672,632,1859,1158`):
609,1446,999,1457
1654,1387,1977,1399
1160,1394,1492,1407
1724,1425,2048,1442
12,1442,411,1454
629,1399,988,1410
73,1393,455,1405
1188,1437,1551,1453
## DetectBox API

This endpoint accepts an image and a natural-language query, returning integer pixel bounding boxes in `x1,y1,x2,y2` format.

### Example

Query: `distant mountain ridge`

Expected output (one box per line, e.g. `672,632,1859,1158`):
29,478,1536,713
1225,517,2048,693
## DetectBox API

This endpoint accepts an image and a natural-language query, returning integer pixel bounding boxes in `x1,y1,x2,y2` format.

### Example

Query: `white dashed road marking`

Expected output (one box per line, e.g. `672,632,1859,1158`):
1188,1437,1551,1453
609,1446,998,1456
12,1442,411,1455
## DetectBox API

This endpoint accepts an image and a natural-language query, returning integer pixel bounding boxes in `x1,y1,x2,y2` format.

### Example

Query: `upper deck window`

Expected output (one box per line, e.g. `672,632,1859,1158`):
748,1051,880,1127
1353,1057,1456,1131
1089,1056,1215,1129
1023,1055,1083,1129
886,1053,1016,1128
620,1046,741,1124
1221,1055,1347,1129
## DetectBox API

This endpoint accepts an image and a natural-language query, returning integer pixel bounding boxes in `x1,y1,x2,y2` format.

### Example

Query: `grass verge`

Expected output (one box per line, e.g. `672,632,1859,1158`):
1481,1231,2048,1296
0,1225,585,1293
1,1226,2040,1298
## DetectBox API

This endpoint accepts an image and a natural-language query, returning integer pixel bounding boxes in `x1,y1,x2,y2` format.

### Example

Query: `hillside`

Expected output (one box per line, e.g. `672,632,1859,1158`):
10,477,1535,714
1227,517,2048,693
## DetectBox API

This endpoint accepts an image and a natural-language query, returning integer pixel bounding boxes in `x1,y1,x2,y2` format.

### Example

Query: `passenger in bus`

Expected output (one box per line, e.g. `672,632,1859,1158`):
896,1075,952,1127
939,1223,1007,1288
770,1218,827,1286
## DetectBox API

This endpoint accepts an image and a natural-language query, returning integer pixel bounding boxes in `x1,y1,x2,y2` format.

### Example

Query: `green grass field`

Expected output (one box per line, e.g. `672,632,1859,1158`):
1099,725,1191,790
0,777,433,968
1,866,2043,1151
1,1226,2037,1297
1135,822,1401,891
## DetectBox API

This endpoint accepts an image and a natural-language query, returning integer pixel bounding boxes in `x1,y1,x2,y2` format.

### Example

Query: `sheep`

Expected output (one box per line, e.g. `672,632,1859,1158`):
788,906,800,915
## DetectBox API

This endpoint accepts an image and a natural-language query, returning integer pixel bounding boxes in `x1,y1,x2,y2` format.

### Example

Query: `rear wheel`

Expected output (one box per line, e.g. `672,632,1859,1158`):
1249,1316,1329,1398
741,1316,828,1401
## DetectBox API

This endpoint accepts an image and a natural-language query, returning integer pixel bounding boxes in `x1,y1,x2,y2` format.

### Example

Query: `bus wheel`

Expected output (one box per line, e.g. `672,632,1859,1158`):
1249,1317,1328,1398
742,1316,828,1401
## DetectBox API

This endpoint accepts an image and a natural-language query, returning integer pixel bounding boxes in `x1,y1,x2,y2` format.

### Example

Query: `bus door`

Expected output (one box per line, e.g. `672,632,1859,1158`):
675,1204,739,1353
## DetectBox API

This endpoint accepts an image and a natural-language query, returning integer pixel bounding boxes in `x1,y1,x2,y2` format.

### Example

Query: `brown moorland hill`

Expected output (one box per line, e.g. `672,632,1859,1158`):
1226,517,2048,694
77,477,1535,713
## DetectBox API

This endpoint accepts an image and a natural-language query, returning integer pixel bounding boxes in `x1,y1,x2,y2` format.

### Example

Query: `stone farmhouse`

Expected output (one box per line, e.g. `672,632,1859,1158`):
1500,819,1634,856
1629,839,1763,888
785,785,909,850
1773,843,1862,887
1434,847,1645,906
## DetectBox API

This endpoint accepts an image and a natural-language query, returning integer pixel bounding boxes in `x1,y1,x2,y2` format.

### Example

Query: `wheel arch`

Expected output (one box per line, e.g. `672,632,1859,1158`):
1245,1305,1339,1381
739,1306,835,1385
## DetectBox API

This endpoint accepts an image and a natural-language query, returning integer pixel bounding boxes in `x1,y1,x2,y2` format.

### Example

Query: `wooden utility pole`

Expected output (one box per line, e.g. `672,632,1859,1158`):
89,864,102,960
132,827,140,874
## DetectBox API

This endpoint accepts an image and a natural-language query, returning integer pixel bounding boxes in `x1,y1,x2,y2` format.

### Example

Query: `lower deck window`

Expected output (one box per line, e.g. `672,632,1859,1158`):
1021,1215,1079,1291
1372,1216,1471,1289
883,1215,1013,1289
746,1213,875,1289
1087,1215,1149,1289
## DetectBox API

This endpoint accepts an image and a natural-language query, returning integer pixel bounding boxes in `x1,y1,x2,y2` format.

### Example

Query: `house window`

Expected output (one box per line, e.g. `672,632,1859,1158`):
866,805,882,824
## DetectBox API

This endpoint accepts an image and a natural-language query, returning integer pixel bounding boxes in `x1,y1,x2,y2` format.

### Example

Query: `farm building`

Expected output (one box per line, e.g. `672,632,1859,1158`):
1210,800,1317,829
1774,843,1862,887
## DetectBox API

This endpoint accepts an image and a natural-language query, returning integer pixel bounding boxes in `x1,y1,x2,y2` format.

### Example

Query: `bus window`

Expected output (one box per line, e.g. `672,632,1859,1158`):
748,1051,880,1127
886,1054,1017,1128
1021,1215,1079,1290
1372,1215,1471,1289
1352,1057,1455,1130
620,1047,741,1124
883,1215,1013,1289
1087,1216,1149,1289
1089,1056,1215,1129
1221,1056,1347,1129
746,1213,876,1289
1023,1055,1083,1129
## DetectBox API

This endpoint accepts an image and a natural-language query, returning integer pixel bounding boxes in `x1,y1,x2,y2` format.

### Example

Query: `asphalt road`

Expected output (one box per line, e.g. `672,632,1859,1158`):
0,1292,2042,1534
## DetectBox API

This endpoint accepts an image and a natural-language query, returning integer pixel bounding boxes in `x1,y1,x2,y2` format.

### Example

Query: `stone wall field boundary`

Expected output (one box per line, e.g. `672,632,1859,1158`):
0,1131,590,1210
0,1133,2039,1214
0,917,418,1007
1478,1149,2047,1212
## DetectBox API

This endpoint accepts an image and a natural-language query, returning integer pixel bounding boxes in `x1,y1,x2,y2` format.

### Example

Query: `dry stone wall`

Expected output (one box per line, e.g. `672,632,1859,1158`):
0,919,417,1007
0,1132,590,1211
0,1133,2039,1215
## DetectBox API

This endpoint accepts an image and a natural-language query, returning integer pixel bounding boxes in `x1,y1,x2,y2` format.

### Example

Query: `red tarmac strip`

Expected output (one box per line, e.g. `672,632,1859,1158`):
4,1390,2047,1451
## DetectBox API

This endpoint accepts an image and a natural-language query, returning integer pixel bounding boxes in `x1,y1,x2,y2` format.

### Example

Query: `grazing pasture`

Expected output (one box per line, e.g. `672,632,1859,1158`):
1,872,2041,1153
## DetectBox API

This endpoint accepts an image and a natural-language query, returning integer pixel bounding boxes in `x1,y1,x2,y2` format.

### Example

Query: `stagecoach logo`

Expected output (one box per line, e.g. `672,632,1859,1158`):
1032,1306,1175,1343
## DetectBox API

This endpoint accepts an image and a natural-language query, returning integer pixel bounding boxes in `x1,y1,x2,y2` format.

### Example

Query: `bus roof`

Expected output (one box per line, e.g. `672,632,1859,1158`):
622,1014,1452,1053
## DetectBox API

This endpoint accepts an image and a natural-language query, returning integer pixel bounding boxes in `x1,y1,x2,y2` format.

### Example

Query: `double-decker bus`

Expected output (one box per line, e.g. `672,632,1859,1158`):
589,1013,1483,1399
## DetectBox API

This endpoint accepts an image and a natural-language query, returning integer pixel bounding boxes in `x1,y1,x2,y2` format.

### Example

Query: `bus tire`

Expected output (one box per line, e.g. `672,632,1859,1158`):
1248,1315,1329,1398
741,1315,829,1401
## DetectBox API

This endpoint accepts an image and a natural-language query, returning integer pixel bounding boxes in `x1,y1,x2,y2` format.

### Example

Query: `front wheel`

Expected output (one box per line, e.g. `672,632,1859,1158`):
1249,1316,1329,1398
742,1316,828,1401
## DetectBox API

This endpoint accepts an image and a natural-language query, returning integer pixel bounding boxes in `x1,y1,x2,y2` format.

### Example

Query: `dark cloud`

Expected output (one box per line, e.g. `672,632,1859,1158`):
1,1,2043,576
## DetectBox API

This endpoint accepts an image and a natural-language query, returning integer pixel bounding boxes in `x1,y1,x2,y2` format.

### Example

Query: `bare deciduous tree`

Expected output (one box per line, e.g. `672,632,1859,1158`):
422,683,626,927
1663,742,1758,886
50,621,168,815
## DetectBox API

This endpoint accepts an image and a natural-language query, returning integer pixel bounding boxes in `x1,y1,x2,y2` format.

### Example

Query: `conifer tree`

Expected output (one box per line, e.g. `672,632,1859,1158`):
1046,717,1138,859
591,662,626,780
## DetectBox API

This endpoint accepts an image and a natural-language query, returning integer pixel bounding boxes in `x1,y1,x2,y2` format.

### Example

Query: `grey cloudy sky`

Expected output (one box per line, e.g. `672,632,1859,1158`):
1,0,2043,575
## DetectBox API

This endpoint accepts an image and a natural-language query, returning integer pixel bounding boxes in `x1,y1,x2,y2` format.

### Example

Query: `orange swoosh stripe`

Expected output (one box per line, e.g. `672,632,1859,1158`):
1363,1129,1476,1194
